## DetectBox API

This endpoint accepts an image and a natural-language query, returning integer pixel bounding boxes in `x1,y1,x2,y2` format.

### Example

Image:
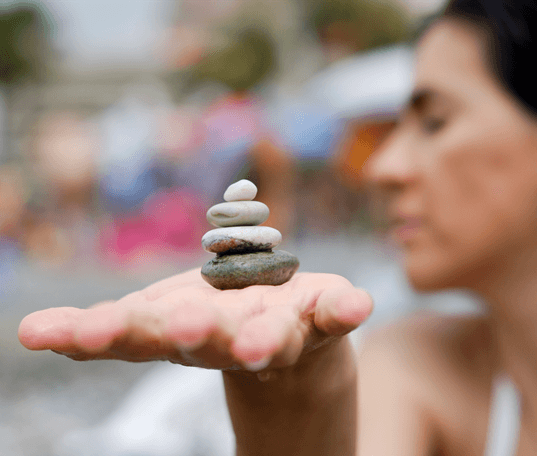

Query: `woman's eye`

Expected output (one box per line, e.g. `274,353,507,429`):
422,116,446,134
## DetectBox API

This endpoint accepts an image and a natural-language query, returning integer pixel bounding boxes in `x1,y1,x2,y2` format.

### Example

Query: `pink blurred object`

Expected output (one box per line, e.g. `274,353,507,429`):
99,190,207,267
203,93,264,147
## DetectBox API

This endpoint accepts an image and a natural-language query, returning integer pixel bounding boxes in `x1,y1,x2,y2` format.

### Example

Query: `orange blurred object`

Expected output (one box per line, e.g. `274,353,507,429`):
334,118,396,191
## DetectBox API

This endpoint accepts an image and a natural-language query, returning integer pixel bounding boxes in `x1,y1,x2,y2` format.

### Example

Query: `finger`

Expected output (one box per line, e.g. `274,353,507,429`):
73,306,127,353
314,287,373,336
266,272,372,332
163,300,218,350
75,305,176,360
19,307,84,351
72,289,173,354
232,306,307,371
163,298,241,368
106,310,171,361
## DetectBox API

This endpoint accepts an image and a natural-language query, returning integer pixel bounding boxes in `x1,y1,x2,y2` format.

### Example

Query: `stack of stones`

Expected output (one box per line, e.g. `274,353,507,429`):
201,179,299,290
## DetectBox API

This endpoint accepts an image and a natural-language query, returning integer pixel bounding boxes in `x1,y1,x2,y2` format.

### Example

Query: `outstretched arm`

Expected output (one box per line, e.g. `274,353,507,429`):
18,268,372,456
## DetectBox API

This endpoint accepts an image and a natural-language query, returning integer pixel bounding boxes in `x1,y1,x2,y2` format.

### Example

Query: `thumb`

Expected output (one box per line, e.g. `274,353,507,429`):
314,286,373,336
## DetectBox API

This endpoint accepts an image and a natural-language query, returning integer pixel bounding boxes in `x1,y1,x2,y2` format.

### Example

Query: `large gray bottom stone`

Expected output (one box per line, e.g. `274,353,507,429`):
201,250,299,290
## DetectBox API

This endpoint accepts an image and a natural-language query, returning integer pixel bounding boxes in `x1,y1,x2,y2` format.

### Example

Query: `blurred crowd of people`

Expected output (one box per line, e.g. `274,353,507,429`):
0,0,419,277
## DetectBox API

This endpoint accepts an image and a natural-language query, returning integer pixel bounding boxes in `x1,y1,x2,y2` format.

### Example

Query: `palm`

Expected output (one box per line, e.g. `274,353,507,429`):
18,269,372,372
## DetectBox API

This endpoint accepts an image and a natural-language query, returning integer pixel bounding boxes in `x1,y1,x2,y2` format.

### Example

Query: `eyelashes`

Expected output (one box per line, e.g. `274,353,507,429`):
393,109,449,137
422,116,447,134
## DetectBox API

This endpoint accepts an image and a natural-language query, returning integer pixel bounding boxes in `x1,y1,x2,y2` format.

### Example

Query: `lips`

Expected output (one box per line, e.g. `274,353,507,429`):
391,216,423,244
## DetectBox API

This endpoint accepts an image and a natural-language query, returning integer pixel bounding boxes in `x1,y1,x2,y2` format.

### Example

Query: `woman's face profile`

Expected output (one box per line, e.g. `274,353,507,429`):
366,19,537,292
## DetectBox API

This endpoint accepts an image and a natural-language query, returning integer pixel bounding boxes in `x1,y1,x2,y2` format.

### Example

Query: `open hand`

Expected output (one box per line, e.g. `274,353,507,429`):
18,268,372,373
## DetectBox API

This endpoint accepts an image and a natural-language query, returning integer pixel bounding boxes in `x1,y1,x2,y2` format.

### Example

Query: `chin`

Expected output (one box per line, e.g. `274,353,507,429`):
406,269,444,292
403,253,465,292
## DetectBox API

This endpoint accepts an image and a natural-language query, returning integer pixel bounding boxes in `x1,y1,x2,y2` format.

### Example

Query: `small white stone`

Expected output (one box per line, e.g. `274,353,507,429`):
207,201,269,227
224,179,257,202
201,226,282,253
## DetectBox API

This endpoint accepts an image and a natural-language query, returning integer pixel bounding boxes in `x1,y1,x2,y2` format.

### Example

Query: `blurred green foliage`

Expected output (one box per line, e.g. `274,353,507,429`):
0,4,52,85
308,0,410,51
189,27,276,93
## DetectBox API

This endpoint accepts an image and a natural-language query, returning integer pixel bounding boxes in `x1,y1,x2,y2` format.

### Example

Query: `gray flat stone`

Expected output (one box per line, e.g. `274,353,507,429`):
206,201,269,227
224,179,257,202
201,250,299,289
202,226,281,254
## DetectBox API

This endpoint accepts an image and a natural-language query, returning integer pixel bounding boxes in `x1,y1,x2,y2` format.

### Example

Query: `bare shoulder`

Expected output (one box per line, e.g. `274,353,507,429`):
360,311,494,378
357,312,495,455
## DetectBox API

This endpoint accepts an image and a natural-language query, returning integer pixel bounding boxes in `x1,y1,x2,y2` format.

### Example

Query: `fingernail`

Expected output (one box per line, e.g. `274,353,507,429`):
244,356,272,372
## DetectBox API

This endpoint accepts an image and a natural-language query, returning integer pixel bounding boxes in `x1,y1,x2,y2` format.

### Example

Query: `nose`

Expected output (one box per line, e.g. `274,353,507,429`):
364,127,416,191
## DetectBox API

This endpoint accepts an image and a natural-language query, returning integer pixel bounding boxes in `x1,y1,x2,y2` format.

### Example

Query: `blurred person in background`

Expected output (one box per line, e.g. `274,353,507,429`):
20,0,537,455
25,111,100,267
0,164,26,243
184,26,297,236
0,164,26,298
269,99,347,236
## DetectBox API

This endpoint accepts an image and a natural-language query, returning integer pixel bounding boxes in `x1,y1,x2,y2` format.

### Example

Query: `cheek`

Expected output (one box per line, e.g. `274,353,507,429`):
406,124,537,288
430,115,534,228
421,141,497,243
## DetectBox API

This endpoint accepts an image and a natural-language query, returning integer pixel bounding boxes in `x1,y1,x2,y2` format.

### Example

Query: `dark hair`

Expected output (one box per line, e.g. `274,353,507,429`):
443,0,537,115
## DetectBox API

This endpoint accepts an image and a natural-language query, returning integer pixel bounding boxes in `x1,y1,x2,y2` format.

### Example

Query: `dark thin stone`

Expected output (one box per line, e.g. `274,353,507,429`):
216,245,273,256
204,236,274,255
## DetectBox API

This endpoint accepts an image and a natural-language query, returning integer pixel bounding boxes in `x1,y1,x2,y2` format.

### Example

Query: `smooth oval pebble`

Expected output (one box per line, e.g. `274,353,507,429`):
223,179,257,202
201,250,299,290
202,226,281,254
207,201,269,227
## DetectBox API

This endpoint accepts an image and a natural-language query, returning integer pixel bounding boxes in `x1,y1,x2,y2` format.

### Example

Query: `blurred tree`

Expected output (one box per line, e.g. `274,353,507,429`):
188,27,277,93
163,0,290,101
0,4,53,162
1,8,38,84
306,0,410,58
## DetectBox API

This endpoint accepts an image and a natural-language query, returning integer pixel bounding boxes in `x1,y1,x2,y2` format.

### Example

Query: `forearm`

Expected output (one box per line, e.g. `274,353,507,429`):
223,337,358,456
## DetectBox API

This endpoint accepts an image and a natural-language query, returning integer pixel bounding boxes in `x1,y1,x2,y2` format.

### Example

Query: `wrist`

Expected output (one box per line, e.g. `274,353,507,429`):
223,336,357,402
223,336,358,456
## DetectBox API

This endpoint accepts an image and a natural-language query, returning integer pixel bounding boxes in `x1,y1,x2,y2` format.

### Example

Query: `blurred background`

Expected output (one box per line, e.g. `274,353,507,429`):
0,0,481,455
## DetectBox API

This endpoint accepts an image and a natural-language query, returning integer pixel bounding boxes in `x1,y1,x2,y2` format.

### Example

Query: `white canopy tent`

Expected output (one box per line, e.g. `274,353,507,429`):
305,44,415,120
